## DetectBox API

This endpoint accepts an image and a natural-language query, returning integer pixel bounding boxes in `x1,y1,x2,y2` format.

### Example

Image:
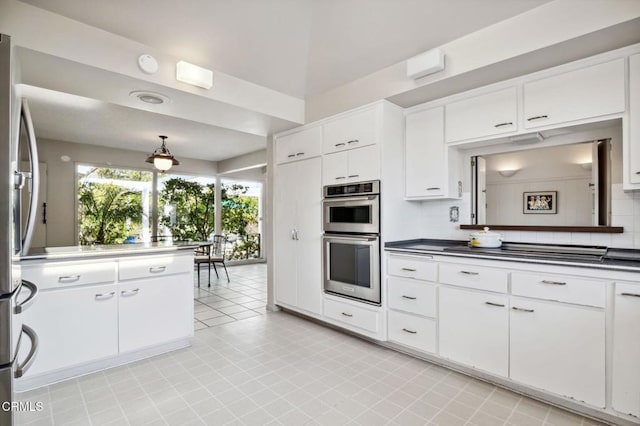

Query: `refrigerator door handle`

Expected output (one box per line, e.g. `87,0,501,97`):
14,324,39,378
14,280,39,314
20,98,40,256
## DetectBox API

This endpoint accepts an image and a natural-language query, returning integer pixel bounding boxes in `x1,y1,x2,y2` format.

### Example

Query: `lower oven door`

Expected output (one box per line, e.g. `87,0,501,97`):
323,234,380,305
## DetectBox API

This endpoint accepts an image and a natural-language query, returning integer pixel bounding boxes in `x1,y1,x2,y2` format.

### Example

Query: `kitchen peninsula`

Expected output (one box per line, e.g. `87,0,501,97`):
16,242,197,391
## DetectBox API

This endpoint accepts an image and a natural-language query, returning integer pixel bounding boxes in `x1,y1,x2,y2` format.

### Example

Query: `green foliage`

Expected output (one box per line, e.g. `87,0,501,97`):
159,178,216,241
78,182,143,245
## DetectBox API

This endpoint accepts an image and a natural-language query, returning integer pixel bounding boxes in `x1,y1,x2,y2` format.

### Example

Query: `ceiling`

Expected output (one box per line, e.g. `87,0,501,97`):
14,0,553,164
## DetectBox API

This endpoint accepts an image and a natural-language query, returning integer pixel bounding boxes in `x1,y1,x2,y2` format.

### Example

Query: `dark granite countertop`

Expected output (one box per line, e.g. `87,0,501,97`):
21,241,200,261
385,239,640,272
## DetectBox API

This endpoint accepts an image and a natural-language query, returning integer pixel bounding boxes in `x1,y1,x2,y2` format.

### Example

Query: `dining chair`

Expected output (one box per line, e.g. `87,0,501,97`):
194,242,213,287
210,235,230,283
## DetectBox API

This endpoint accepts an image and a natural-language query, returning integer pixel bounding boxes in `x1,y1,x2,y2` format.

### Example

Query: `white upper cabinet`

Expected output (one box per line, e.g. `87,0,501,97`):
405,106,459,199
275,126,322,165
323,107,378,154
523,59,625,129
445,87,517,143
322,145,380,186
628,54,640,187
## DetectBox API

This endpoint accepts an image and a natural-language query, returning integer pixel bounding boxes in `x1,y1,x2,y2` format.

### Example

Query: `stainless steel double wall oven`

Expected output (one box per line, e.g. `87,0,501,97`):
323,180,381,305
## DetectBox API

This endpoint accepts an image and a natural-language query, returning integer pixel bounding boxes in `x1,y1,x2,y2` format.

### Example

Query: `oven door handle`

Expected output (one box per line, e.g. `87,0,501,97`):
324,196,377,203
324,234,378,242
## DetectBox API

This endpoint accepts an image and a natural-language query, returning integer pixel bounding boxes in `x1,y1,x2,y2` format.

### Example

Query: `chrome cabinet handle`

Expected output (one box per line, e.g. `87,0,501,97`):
296,152,305,156
635,171,640,175
541,280,566,286
14,280,39,314
335,142,346,147
621,292,640,298
512,307,534,313
494,122,513,128
348,174,359,178
121,288,140,296
341,312,353,317
401,268,416,272
460,271,479,275
95,291,116,300
401,295,417,300
402,328,417,334
527,115,548,122
291,229,296,240
485,302,505,307
294,229,299,241
287,154,295,158
20,99,40,256
347,139,359,145
15,324,39,378
335,176,346,180
58,275,81,283
149,266,166,273
426,187,440,190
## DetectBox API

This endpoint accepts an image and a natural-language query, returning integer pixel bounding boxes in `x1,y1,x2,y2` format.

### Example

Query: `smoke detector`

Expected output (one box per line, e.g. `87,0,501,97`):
129,90,171,105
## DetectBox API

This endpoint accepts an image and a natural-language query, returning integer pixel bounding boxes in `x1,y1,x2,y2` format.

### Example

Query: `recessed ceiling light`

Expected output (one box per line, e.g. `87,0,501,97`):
129,90,171,105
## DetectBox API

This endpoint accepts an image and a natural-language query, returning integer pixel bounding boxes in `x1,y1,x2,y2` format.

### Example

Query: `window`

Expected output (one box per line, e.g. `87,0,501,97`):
221,179,262,260
77,165,153,244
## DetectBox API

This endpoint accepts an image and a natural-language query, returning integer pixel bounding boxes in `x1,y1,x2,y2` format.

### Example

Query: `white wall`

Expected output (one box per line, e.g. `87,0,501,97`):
34,137,217,247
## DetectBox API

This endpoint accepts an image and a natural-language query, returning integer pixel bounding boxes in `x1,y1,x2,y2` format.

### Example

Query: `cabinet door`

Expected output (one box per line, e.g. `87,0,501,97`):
322,151,348,186
445,87,517,143
439,286,509,377
629,54,640,185
346,145,380,183
510,298,605,407
295,158,322,315
612,283,640,417
523,59,624,129
275,126,322,165
274,162,299,306
323,107,377,154
20,284,118,376
119,276,193,353
405,107,446,198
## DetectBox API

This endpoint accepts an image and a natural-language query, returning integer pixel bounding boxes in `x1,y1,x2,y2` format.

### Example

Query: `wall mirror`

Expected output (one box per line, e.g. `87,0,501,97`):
465,123,624,233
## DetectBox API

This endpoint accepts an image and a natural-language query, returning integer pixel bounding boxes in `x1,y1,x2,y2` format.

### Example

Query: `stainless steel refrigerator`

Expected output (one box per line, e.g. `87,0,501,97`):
1,33,40,426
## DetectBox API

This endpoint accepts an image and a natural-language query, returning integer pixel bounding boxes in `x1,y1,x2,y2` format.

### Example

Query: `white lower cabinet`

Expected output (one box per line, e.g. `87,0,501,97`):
119,276,193,353
20,283,118,376
388,310,436,354
323,297,383,338
612,282,640,417
510,297,605,407
438,286,509,377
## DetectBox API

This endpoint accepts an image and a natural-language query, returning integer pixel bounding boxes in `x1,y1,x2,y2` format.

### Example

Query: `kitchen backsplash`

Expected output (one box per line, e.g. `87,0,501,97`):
420,184,639,249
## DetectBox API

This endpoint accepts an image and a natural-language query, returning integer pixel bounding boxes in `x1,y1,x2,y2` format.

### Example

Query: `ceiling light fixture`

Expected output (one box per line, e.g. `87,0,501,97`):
146,136,180,172
129,90,170,105
509,132,545,144
176,60,213,89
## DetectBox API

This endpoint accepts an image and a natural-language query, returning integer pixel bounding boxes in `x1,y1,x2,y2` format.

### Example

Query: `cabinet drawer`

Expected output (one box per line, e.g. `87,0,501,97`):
323,107,377,154
387,254,437,281
388,277,436,317
119,254,192,281
324,298,380,334
388,310,436,354
512,272,607,308
439,263,508,293
22,260,117,290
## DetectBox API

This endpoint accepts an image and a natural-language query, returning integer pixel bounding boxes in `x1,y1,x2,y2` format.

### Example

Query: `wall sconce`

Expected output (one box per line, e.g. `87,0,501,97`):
176,60,213,89
498,169,519,178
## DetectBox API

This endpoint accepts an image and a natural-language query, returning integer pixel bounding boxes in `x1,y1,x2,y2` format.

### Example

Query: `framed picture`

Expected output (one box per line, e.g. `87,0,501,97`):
523,191,557,214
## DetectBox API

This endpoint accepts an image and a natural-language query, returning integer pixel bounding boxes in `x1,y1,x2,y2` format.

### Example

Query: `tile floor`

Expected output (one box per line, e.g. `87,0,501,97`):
15,264,608,426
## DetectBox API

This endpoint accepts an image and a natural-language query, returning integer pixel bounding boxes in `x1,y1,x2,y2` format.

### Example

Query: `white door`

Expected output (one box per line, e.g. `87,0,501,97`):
476,157,487,224
612,283,640,417
405,107,446,198
347,145,380,183
322,151,348,186
274,161,299,306
21,161,47,248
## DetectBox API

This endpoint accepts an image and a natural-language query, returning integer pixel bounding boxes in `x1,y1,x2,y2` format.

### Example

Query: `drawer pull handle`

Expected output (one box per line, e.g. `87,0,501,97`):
95,291,115,300
541,280,566,286
296,152,305,156
121,288,140,297
341,312,353,317
347,139,359,144
401,295,417,300
512,306,534,313
494,122,513,128
621,292,640,298
58,275,80,283
335,176,346,180
527,115,548,122
635,172,640,175
426,187,440,191
401,268,416,272
287,154,296,158
348,175,360,178
335,143,346,147
402,328,417,334
149,266,167,273
485,302,505,307
460,271,479,275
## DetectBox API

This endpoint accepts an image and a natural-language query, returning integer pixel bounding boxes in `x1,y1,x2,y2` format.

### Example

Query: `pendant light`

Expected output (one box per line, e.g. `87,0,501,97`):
146,135,180,172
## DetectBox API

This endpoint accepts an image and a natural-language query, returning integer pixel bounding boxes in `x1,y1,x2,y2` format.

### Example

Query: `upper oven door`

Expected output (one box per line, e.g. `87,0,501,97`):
323,195,379,234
